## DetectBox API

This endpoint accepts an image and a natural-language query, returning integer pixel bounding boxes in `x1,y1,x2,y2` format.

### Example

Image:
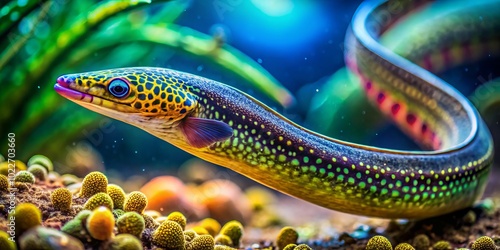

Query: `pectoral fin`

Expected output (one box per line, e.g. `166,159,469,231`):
180,117,233,148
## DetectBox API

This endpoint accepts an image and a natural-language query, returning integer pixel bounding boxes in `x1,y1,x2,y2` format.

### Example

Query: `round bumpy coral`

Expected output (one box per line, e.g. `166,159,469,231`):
104,234,143,250
117,211,146,237
167,211,187,230
124,191,148,214
219,220,244,248
283,244,297,250
433,241,452,250
186,235,215,250
413,234,430,250
27,154,54,172
295,244,313,250
79,171,108,198
471,236,496,250
27,164,48,181
107,184,126,209
51,187,73,212
10,203,42,236
184,230,198,242
152,220,185,249
215,234,233,246
0,174,9,192
366,235,393,250
86,206,115,240
0,230,16,250
277,226,299,249
84,192,114,210
199,218,221,236
14,170,35,184
395,243,415,250
143,214,160,229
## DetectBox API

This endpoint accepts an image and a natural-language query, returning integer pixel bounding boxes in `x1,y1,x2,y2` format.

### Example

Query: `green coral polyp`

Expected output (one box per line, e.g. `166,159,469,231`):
27,164,48,181
51,187,73,212
124,191,148,214
14,170,35,184
167,211,187,230
472,236,496,250
219,220,243,248
107,184,126,209
27,154,54,172
117,211,146,237
79,171,108,198
276,226,299,250
84,192,114,210
214,234,233,246
366,235,393,250
152,220,185,249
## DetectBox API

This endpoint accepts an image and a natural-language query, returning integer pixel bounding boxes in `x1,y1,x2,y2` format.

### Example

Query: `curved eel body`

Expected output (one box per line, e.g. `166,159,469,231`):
54,0,498,218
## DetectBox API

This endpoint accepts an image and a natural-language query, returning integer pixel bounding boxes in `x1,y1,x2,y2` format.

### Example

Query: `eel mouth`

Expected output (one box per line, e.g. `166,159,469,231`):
54,76,139,113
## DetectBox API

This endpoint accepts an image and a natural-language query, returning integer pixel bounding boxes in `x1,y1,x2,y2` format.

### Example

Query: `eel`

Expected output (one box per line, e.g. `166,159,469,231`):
54,0,498,218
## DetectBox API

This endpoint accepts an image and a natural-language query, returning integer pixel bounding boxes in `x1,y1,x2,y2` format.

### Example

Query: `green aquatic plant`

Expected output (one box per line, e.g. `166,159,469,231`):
83,192,113,210
62,210,92,240
117,211,146,238
27,164,47,181
50,187,73,212
152,220,185,249
75,209,92,221
471,236,496,250
107,184,126,210
14,170,35,184
366,235,393,250
104,234,143,250
219,220,243,248
433,241,452,250
167,211,187,230
394,243,415,250
124,191,148,214
0,230,16,250
86,206,115,241
9,203,42,236
79,171,108,198
27,154,53,172
276,226,299,250
186,235,215,250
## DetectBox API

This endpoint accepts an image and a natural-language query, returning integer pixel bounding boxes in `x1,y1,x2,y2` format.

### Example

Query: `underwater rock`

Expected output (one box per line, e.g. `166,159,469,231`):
19,226,84,250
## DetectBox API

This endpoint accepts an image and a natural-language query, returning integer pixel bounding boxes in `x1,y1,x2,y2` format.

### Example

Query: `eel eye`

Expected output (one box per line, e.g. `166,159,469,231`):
108,79,130,98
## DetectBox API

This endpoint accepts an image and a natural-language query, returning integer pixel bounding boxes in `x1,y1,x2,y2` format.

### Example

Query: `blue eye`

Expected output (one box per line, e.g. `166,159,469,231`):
108,79,129,98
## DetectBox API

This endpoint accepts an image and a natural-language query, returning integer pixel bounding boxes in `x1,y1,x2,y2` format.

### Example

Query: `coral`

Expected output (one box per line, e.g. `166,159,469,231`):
199,218,221,236
186,235,215,250
214,234,233,246
144,210,162,219
219,220,243,248
61,174,80,186
124,191,148,214
27,164,48,181
27,154,54,172
192,226,210,235
79,171,108,198
19,226,84,250
86,206,115,241
394,243,415,250
184,230,198,242
9,203,42,236
413,234,430,250
103,234,143,250
277,226,299,249
366,235,393,250
143,214,160,229
0,174,9,192
283,244,297,250
295,244,313,250
471,236,496,250
433,241,452,250
152,220,185,249
167,211,187,230
0,230,16,250
14,170,35,184
107,184,126,209
214,246,237,250
117,211,146,237
50,187,73,212
83,192,113,211
113,209,125,219
463,210,477,225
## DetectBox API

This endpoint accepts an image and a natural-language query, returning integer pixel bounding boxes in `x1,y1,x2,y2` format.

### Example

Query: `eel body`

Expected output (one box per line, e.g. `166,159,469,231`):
54,0,498,218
